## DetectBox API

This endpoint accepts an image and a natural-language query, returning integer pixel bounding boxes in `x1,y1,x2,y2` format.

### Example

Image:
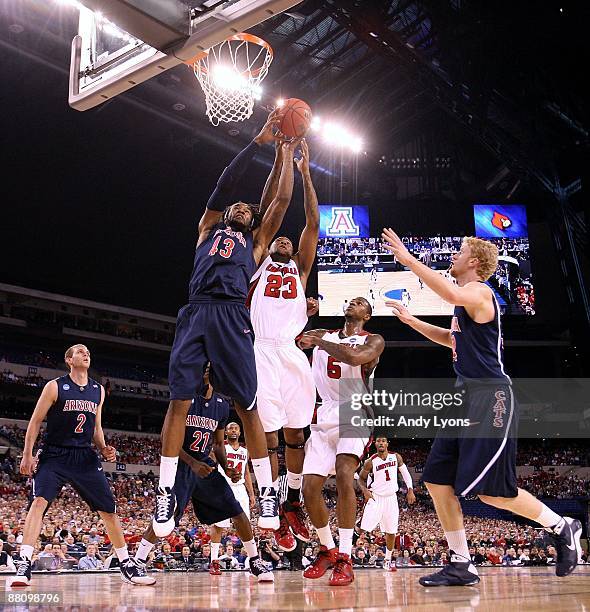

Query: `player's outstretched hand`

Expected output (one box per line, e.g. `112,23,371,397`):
385,299,413,324
306,297,319,317
381,228,413,266
254,109,282,146
225,466,241,483
295,139,310,174
406,490,416,505
20,453,38,477
192,461,215,478
363,489,374,503
101,445,117,462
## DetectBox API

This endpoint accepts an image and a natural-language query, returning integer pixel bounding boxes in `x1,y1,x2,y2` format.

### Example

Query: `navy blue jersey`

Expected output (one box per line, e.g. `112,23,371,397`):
188,224,256,302
450,285,510,382
183,392,230,465
43,375,102,448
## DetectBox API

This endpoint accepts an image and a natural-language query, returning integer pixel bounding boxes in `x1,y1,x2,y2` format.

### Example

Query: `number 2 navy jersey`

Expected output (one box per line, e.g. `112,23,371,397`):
183,392,231,465
188,223,256,302
43,374,102,448
451,285,511,382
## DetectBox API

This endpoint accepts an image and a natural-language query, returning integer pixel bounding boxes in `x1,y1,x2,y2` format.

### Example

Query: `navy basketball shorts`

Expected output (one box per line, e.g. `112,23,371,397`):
32,445,116,513
169,300,257,409
174,461,243,526
422,382,518,498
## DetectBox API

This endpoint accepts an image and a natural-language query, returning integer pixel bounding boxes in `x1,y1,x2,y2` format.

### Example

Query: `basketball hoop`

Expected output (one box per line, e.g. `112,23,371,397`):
187,33,273,125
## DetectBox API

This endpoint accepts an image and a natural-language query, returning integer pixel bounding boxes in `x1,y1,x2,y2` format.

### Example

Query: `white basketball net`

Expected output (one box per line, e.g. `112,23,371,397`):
193,35,273,125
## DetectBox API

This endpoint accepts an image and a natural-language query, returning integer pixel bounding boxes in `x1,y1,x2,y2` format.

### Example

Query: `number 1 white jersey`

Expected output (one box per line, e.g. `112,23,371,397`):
218,444,248,487
249,255,308,341
369,452,399,495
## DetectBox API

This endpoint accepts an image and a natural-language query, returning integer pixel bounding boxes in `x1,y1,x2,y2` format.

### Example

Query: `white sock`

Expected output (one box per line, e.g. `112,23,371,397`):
211,542,221,561
251,457,273,489
534,504,563,529
287,471,302,490
20,544,34,561
385,548,392,561
115,545,129,563
316,525,335,550
135,538,155,562
159,455,179,489
338,528,354,557
445,529,470,559
243,539,258,558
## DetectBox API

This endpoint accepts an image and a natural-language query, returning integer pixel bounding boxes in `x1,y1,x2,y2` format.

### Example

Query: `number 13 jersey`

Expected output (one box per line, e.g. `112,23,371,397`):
248,255,307,341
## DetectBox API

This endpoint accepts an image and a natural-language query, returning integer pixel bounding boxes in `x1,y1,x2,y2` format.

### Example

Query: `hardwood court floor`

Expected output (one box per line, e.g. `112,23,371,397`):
3,567,590,611
319,270,454,317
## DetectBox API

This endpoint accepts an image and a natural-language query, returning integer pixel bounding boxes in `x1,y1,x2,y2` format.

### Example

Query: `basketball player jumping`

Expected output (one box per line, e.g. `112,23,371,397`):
358,437,416,571
298,297,385,586
248,138,319,550
209,421,256,574
382,228,582,586
153,113,300,537
8,344,151,586
136,368,273,582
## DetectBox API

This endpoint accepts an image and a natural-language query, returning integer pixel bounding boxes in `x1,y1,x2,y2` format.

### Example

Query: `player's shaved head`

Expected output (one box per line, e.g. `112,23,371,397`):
344,296,372,322
269,235,294,262
226,422,240,431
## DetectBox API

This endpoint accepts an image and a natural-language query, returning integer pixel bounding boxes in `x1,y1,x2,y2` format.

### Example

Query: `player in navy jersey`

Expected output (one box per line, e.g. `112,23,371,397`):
154,113,301,538
382,230,582,586
136,368,273,581
7,344,152,587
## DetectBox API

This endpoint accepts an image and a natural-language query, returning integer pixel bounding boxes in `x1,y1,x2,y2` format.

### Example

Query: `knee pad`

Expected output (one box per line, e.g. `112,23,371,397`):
285,441,305,450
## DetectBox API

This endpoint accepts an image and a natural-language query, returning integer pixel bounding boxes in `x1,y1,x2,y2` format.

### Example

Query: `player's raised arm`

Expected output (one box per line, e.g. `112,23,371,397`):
197,112,280,245
381,228,491,309
93,387,116,462
20,380,58,476
252,139,298,264
259,139,284,217
293,139,319,288
358,458,374,502
386,299,453,348
299,331,385,367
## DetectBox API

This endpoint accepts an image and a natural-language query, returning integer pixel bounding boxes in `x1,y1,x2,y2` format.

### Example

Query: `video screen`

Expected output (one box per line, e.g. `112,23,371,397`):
316,205,534,316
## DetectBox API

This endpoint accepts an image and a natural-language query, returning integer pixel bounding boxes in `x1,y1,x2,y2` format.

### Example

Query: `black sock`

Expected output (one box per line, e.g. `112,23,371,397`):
287,486,301,504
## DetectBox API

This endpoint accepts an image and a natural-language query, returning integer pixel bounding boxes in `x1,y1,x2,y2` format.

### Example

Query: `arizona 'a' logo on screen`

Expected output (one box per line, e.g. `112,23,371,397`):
491,211,512,231
327,207,360,236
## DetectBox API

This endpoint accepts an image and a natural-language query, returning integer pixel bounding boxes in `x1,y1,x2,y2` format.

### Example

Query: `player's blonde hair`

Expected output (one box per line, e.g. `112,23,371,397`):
64,344,87,364
463,237,498,281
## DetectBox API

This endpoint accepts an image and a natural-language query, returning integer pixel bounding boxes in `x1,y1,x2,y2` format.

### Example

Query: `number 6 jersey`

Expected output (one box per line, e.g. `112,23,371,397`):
248,255,308,341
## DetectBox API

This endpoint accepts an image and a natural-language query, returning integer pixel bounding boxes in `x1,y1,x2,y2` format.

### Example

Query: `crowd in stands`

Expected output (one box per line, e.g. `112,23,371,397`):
0,466,587,575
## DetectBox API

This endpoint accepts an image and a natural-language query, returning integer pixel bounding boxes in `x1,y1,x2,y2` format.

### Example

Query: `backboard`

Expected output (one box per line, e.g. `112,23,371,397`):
69,0,299,111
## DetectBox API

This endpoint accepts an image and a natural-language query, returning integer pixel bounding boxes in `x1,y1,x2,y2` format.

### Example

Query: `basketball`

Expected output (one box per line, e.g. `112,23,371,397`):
278,98,312,138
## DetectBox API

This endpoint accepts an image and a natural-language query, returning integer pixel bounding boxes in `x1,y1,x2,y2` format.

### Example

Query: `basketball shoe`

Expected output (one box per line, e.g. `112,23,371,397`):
383,559,397,572
274,507,297,552
548,516,582,577
329,553,354,586
152,486,177,537
7,558,32,587
258,486,280,530
209,560,221,576
120,558,156,585
248,556,274,582
282,500,310,542
419,552,480,587
303,545,338,579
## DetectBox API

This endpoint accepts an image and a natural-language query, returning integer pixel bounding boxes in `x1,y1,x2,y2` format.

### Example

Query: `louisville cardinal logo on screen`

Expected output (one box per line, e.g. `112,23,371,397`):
491,211,512,231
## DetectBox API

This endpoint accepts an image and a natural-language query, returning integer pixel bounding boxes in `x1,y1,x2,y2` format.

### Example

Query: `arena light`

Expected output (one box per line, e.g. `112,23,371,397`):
321,122,363,153
310,115,321,131
212,64,247,92
276,98,285,107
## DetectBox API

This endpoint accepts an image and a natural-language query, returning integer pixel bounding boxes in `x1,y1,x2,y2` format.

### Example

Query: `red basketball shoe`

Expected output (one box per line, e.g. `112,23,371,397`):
303,545,338,579
274,507,297,552
329,553,354,586
209,560,221,575
282,500,310,542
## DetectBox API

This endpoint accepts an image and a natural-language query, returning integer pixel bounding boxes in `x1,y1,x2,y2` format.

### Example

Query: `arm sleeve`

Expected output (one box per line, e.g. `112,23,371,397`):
399,464,413,489
206,141,260,211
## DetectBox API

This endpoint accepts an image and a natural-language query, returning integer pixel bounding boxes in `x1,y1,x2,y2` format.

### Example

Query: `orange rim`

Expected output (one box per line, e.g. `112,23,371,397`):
183,32,273,76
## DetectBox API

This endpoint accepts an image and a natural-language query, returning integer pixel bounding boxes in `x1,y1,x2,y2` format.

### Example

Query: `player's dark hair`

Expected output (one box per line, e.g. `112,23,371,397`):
359,297,372,316
223,203,262,231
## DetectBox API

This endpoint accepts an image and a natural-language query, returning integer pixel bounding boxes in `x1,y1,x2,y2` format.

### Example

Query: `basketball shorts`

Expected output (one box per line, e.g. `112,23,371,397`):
174,461,243,526
214,484,250,528
169,300,257,410
32,445,115,513
302,423,371,478
360,493,399,534
422,382,518,498
254,339,316,432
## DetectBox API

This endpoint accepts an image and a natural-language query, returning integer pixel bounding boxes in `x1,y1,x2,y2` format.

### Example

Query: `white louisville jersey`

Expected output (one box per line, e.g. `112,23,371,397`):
248,255,308,341
369,452,399,496
312,330,373,407
218,444,248,487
